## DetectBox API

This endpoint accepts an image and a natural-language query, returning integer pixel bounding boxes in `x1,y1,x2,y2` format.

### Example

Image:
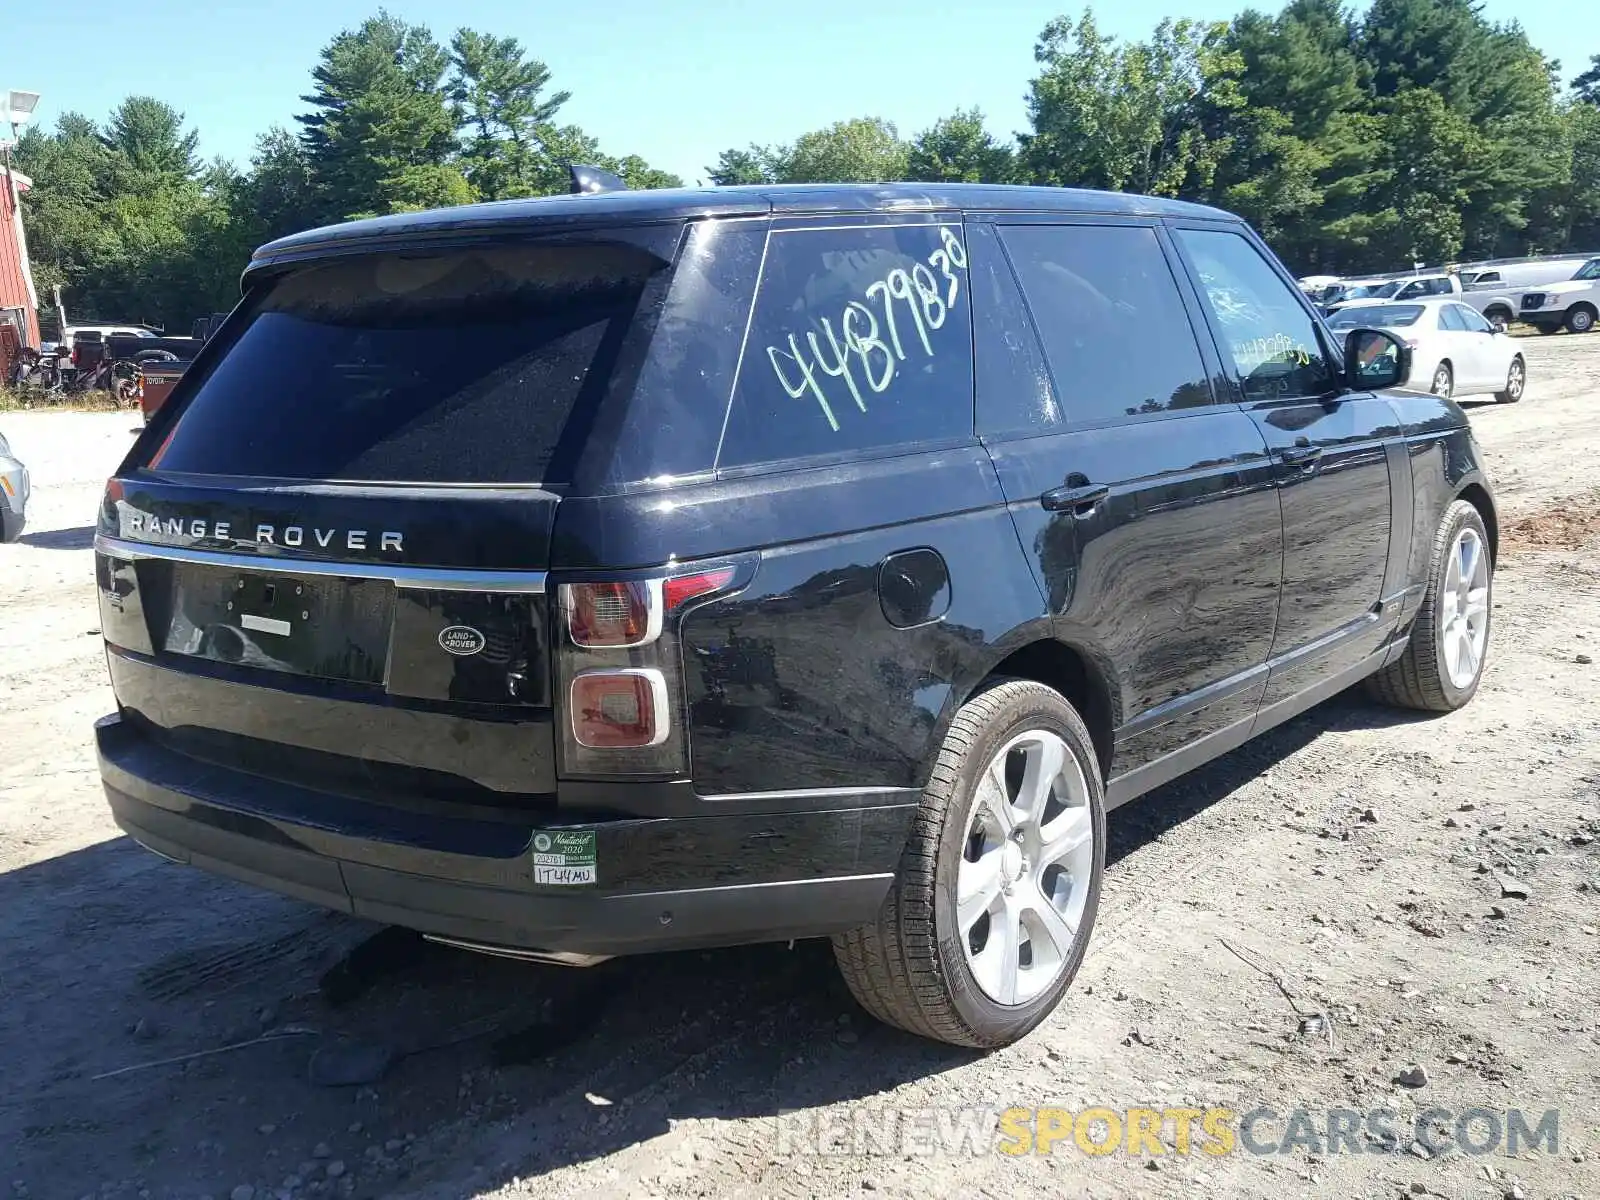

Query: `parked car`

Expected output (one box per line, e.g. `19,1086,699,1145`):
1458,256,1596,292
1518,257,1600,335
0,429,30,543
1327,273,1526,332
93,178,1497,1049
1326,299,1526,402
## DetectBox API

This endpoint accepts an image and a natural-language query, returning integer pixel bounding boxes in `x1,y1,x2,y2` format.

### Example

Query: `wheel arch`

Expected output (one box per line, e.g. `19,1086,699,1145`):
1456,480,1498,566
964,638,1119,784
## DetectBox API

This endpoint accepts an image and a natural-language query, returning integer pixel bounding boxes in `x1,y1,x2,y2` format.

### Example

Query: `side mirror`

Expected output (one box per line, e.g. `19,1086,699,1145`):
1343,328,1412,391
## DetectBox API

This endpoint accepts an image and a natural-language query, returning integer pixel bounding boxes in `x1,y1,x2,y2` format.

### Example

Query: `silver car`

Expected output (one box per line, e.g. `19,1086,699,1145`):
0,430,30,542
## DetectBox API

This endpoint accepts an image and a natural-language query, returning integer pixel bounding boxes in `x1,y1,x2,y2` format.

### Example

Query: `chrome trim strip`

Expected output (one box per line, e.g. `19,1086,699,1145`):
94,535,548,594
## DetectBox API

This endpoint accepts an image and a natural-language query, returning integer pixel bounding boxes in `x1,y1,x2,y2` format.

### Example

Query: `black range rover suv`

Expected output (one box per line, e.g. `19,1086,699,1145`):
95,178,1497,1048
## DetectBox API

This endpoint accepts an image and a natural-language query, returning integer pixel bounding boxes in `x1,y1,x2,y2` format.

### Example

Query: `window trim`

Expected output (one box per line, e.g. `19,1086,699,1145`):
980,215,1225,438
1163,218,1347,408
712,213,980,480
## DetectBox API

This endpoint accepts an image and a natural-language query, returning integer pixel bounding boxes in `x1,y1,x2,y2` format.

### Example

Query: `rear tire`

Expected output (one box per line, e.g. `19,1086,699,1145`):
1494,355,1525,403
832,680,1105,1049
1366,499,1491,712
1430,362,1454,399
1566,305,1596,335
1484,308,1511,332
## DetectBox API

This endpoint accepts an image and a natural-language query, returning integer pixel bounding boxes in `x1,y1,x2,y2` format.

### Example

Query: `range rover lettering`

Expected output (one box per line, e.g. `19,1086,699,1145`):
94,174,1496,1048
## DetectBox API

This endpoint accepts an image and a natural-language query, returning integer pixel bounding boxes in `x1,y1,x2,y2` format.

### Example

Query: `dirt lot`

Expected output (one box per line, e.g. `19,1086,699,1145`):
2,336,1598,1200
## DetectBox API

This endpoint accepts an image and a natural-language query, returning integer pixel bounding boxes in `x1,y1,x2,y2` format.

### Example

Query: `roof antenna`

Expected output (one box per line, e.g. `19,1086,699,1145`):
567,163,628,195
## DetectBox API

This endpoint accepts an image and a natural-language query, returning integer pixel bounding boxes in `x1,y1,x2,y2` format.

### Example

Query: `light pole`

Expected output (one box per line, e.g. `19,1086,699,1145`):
2,89,42,344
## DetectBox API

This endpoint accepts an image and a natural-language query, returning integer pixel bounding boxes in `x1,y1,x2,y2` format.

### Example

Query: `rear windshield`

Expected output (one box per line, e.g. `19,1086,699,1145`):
1327,304,1424,328
149,241,668,484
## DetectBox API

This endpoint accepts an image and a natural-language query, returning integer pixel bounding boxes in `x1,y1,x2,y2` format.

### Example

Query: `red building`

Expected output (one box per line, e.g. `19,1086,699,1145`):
1,162,40,364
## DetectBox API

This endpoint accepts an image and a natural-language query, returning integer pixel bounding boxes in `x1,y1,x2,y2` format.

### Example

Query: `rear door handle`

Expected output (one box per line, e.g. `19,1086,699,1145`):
1040,483,1110,514
1278,444,1322,468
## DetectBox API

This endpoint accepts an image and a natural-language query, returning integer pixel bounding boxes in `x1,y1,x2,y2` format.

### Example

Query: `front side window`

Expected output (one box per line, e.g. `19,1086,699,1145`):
1456,305,1494,334
1438,305,1467,331
1575,259,1600,281
718,222,974,469
1175,227,1338,402
998,223,1212,426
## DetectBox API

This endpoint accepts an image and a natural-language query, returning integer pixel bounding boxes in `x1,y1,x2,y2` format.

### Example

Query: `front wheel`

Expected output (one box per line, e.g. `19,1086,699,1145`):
1495,356,1525,403
832,680,1105,1048
1566,306,1596,335
1366,499,1491,712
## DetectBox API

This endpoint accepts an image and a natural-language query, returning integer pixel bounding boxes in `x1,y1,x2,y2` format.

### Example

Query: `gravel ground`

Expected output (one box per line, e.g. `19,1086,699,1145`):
1,335,1598,1200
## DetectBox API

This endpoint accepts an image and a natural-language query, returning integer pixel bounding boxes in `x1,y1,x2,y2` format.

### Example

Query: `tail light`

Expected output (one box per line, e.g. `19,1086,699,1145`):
570,669,669,748
566,581,660,648
555,562,745,776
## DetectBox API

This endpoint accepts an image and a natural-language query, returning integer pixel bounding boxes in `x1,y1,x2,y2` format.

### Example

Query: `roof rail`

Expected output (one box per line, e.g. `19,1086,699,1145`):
567,163,628,195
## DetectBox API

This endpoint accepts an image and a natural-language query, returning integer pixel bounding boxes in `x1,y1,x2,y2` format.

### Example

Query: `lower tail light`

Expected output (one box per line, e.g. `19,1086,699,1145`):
570,669,668,749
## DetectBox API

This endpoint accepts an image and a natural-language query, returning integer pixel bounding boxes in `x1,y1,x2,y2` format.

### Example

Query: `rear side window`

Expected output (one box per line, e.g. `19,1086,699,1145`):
717,222,974,470
150,240,670,484
998,223,1213,427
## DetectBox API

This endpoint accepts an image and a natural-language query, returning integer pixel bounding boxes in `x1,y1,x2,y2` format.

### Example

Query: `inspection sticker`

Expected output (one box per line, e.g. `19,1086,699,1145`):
531,830,598,885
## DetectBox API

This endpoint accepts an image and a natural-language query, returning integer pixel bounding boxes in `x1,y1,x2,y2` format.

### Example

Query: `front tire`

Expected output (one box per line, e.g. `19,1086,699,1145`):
1430,362,1454,399
832,680,1105,1048
1566,305,1596,335
1494,355,1525,403
1366,499,1491,712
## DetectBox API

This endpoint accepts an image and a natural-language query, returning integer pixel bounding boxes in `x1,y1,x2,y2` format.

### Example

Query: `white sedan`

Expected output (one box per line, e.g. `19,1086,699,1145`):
1326,298,1526,402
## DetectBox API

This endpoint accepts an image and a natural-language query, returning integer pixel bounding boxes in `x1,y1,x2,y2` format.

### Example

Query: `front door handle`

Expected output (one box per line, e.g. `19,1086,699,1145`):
1041,482,1110,514
1278,443,1323,468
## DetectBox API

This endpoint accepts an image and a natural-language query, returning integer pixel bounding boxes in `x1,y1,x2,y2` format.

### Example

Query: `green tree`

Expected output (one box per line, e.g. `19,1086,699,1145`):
449,29,570,200
1023,10,1243,197
706,145,787,186
297,11,469,221
906,109,1017,183
1575,54,1600,104
783,117,907,182
103,96,200,179
235,127,321,242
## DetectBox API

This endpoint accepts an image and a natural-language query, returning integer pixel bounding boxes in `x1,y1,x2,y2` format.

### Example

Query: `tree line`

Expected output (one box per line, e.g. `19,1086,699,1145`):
15,0,1600,336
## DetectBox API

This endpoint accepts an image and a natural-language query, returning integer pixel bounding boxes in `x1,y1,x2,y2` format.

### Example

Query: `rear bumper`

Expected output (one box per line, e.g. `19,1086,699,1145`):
96,713,913,956
1,508,22,543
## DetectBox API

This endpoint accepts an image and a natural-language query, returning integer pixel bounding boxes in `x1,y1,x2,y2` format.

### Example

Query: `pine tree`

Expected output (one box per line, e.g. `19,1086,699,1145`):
297,11,469,221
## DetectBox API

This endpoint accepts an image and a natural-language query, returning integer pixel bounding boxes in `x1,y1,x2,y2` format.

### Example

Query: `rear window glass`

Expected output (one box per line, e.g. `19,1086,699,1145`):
717,222,974,470
1327,304,1424,328
150,242,667,484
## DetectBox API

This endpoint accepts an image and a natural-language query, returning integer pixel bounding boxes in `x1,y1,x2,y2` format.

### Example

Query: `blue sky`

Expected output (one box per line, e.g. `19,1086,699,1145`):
3,1,1596,186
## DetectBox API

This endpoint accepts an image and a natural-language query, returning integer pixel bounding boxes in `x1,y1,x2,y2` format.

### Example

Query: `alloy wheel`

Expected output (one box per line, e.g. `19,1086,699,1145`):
957,730,1095,1006
1440,526,1490,689
1506,359,1525,400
